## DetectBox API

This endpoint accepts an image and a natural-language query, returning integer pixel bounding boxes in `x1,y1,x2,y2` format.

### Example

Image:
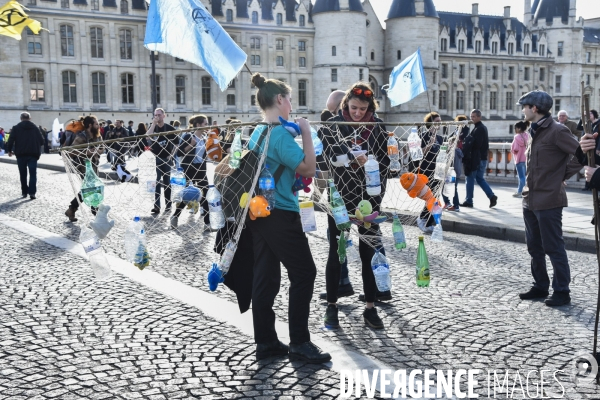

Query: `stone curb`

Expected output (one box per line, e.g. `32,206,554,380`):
0,156,126,181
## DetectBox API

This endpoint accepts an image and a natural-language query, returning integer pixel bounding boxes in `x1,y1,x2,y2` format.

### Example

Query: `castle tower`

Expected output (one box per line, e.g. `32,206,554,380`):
311,0,367,111
384,0,439,119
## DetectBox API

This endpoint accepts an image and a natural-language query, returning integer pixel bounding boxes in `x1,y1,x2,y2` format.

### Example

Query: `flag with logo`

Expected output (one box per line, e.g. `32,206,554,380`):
386,48,428,107
0,0,43,40
144,0,247,91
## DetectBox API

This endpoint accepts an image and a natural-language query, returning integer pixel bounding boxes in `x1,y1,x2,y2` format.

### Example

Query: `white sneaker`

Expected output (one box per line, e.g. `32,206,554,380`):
170,215,178,229
417,218,434,234
116,164,133,183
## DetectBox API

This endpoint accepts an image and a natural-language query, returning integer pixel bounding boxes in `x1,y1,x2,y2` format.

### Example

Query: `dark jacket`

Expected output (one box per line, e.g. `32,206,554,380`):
178,132,207,181
523,117,581,211
460,121,487,175
6,120,44,159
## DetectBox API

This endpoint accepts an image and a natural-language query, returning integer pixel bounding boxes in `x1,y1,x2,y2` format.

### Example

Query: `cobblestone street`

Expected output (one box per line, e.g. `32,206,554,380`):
2,163,600,399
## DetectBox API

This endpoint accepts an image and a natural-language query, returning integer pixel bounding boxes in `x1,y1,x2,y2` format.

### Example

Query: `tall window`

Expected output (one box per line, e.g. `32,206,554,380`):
492,66,498,80
441,63,448,79
557,41,563,57
61,0,69,8
508,43,514,55
251,37,261,49
397,50,401,60
119,29,132,60
359,47,362,57
492,42,498,54
473,91,481,109
506,92,513,111
456,91,464,109
251,95,256,106
299,15,305,27
524,43,530,55
459,64,465,79
331,68,337,82
332,46,336,56
29,69,45,102
226,9,233,22
298,40,306,52
251,55,260,65
555,75,562,93
299,57,306,67
524,67,530,81
91,72,106,104
439,90,447,109
62,71,77,103
276,13,282,25
120,0,128,14
359,68,363,81
440,38,447,52
490,91,497,110
298,80,307,106
370,51,374,60
202,77,211,105
554,99,561,114
539,67,546,81
175,76,185,104
121,73,134,104
91,0,99,10
587,74,591,85
252,11,258,24
433,71,437,84
276,56,283,67
458,40,465,53
150,75,161,104
90,27,103,58
475,40,481,54
539,44,545,57
26,28,42,55
476,65,482,80
227,94,235,106
508,66,514,80
276,39,284,50
60,25,74,57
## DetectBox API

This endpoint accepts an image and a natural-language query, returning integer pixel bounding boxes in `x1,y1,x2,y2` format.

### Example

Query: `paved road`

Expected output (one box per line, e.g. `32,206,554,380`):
2,162,600,398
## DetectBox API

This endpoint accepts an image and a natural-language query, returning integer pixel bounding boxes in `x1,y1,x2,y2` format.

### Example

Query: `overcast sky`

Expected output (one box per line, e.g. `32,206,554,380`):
359,0,600,26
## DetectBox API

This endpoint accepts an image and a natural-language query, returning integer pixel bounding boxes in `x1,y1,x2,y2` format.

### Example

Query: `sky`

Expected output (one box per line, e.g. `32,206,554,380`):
363,0,600,26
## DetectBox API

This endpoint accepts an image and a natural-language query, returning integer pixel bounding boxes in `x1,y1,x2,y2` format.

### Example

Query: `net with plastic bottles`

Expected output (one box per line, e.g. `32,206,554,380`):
60,120,466,280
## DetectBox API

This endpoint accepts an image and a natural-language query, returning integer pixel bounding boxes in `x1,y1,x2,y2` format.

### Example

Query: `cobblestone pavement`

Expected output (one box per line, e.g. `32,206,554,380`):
2,163,600,399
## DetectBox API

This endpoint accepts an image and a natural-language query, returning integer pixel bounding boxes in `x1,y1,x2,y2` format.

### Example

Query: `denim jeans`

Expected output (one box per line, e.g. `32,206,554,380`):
16,156,38,196
516,162,526,194
155,157,172,209
465,160,495,204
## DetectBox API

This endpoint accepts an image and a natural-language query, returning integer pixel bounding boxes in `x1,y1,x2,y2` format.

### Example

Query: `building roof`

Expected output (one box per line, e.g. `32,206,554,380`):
210,0,299,22
584,27,600,43
311,0,363,15
387,0,438,19
533,0,569,24
132,0,146,10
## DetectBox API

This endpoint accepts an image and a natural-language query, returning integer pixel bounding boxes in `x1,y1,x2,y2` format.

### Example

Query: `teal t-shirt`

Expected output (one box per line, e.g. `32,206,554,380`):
249,125,305,212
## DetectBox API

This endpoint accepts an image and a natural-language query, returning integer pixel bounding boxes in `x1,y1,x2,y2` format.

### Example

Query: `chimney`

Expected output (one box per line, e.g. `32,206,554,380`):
524,0,532,24
471,3,479,28
569,0,576,18
504,6,511,30
415,0,424,15
339,0,349,10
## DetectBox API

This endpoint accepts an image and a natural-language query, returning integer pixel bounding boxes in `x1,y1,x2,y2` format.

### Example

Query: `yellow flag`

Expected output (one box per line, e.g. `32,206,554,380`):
0,0,43,40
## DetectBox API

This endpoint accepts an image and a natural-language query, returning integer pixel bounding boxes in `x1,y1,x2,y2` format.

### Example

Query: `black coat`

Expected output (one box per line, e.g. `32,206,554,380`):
6,120,44,159
461,122,487,175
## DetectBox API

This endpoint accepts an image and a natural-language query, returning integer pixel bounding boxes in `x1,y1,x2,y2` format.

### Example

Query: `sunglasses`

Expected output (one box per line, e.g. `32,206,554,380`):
352,88,373,98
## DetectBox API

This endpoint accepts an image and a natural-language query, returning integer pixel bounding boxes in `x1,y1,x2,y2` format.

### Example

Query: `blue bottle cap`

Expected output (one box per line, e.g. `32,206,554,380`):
133,216,140,222
177,167,184,172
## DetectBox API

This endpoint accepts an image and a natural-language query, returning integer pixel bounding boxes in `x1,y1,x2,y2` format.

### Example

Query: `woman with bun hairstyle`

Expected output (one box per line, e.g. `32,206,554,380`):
511,121,530,198
320,81,390,330
246,73,331,364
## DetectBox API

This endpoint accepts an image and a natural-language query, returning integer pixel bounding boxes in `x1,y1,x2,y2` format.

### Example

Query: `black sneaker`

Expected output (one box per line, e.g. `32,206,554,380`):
519,287,549,300
318,283,355,300
363,307,384,329
358,290,392,302
324,304,339,329
22,193,28,198
489,195,498,208
289,341,331,364
151,207,160,214
545,291,571,307
30,195,36,200
460,201,473,208
256,340,289,360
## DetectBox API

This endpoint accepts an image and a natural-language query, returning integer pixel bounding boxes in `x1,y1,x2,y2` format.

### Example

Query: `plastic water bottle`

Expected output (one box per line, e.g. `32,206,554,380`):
371,249,391,292
431,202,443,242
170,167,186,203
387,132,401,172
229,130,243,169
434,145,448,180
259,164,276,210
133,226,149,268
137,149,156,199
328,179,351,230
311,127,323,156
408,127,423,161
79,226,112,280
364,155,381,196
207,185,225,229
442,169,456,198
124,216,144,262
219,241,237,274
416,236,430,287
81,159,104,207
392,214,406,250
346,239,360,264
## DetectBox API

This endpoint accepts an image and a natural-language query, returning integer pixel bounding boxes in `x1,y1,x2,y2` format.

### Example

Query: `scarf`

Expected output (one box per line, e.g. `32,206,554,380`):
342,109,375,144
530,114,551,138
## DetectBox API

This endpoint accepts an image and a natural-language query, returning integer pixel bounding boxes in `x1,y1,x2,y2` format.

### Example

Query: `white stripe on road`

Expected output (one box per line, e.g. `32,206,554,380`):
0,213,451,399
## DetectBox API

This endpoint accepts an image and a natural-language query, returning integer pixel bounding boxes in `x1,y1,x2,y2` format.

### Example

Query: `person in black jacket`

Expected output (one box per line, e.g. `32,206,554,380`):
6,112,44,200
320,82,390,330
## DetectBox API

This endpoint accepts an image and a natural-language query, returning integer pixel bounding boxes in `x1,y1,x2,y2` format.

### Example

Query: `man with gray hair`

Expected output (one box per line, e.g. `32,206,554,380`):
5,112,45,200
556,110,581,139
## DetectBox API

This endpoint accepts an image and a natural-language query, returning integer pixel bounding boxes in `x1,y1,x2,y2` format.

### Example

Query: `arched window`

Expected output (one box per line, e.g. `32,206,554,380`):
60,25,74,57
370,51,375,61
62,71,77,103
368,76,378,98
119,29,133,60
91,72,106,104
252,11,258,24
90,27,103,58
202,77,211,105
26,28,42,55
299,15,305,27
226,9,233,22
276,39,284,50
121,73,134,104
276,13,282,25
332,46,336,56
176,76,185,105
29,69,45,102
120,0,128,14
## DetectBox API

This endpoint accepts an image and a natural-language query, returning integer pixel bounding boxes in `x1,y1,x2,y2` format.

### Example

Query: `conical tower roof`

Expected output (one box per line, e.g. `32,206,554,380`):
387,0,438,19
533,0,569,24
312,0,363,15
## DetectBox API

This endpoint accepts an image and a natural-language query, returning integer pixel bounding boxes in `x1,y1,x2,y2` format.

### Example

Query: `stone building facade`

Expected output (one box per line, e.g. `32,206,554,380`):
0,0,599,138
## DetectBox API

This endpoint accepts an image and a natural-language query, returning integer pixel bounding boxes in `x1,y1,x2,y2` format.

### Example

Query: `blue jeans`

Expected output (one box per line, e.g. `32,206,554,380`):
16,156,37,196
516,162,526,194
465,160,494,204
154,157,172,209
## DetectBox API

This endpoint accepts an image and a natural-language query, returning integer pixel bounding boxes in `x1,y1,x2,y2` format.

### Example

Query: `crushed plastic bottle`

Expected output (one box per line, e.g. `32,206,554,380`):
434,145,448,180
259,164,276,210
81,159,104,207
392,214,407,250
311,127,323,156
328,179,351,230
387,132,401,172
407,127,423,161
364,155,381,196
207,185,225,230
371,249,391,292
229,130,243,169
170,167,186,203
442,169,456,198
80,225,112,280
137,149,156,198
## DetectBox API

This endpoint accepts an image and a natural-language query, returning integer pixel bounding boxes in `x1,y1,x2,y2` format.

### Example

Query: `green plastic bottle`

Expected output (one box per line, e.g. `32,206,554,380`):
416,235,430,287
80,159,104,207
392,214,406,250
328,179,351,230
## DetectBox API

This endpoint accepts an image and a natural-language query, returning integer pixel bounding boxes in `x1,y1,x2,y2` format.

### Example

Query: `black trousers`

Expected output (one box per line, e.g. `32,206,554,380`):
16,156,37,196
325,215,383,303
173,162,209,224
248,209,316,345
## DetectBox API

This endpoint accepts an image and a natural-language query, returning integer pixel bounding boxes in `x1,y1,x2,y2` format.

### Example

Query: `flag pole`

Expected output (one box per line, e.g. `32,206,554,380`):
244,63,253,75
151,51,157,112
